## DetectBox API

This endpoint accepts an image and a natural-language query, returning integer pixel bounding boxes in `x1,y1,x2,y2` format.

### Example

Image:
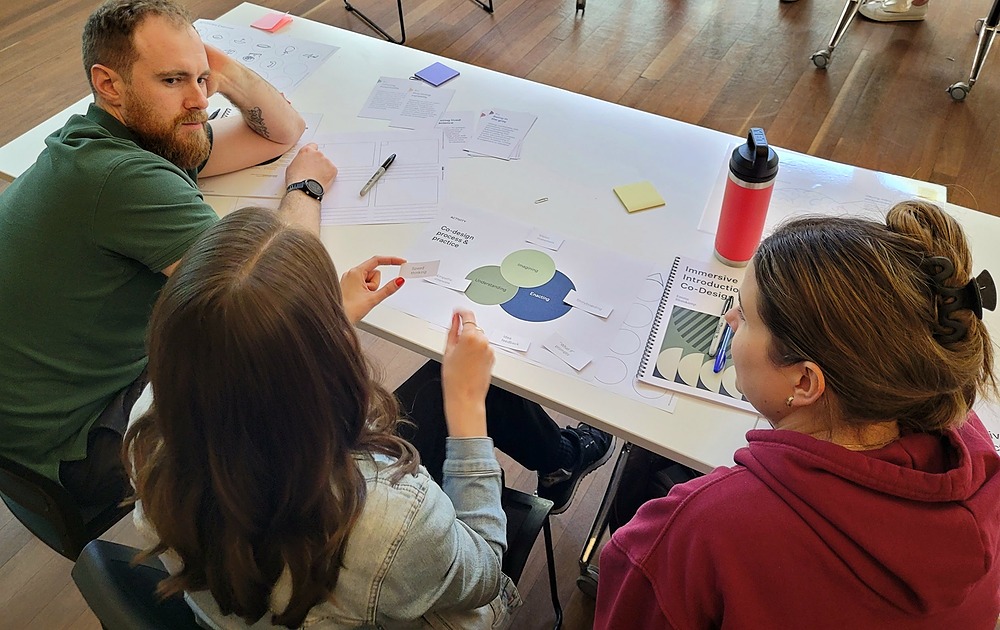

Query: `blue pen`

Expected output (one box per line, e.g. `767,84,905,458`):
713,323,734,373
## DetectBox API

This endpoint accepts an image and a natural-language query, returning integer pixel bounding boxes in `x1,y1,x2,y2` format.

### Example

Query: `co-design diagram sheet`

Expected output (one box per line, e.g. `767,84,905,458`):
391,207,677,411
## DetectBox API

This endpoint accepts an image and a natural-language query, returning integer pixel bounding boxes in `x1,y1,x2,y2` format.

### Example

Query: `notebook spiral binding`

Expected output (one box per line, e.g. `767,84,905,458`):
637,256,681,378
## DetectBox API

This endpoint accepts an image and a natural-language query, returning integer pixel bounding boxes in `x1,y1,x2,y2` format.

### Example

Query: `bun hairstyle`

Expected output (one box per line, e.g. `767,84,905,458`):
752,200,995,433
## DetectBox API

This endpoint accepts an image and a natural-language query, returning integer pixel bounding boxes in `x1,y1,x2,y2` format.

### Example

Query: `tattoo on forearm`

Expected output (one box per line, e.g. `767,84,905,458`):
245,107,270,139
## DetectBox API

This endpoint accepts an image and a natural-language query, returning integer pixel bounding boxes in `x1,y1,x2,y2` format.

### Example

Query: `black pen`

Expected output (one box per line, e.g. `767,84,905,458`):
207,108,221,120
360,153,396,197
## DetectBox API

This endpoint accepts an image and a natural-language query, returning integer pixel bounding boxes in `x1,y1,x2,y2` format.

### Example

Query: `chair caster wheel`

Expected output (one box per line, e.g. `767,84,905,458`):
811,50,831,69
975,18,984,35
947,82,970,101
576,566,599,598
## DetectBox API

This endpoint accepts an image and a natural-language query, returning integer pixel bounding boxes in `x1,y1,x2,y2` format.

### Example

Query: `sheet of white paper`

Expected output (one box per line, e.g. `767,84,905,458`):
564,290,613,319
389,87,456,130
436,111,476,158
543,333,593,371
698,144,949,235
193,20,338,95
198,113,323,198
358,77,413,120
390,206,676,411
425,274,472,292
399,260,441,278
313,130,447,225
526,229,565,251
464,109,536,160
491,329,530,352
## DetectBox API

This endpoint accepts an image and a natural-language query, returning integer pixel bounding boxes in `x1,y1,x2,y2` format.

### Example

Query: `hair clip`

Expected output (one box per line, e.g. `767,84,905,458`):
921,256,997,343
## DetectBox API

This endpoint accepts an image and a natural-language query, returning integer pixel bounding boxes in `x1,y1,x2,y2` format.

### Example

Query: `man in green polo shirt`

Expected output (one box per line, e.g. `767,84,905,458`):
0,0,336,507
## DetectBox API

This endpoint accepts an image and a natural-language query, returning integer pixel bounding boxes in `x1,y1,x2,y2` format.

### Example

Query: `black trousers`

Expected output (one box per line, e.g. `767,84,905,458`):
395,360,563,482
58,370,147,508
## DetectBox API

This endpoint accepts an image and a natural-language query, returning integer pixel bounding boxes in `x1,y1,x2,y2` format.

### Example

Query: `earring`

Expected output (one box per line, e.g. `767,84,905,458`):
785,396,794,407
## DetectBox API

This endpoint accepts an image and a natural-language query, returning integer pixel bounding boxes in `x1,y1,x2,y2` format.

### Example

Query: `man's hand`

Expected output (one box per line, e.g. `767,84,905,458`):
276,144,337,234
341,256,407,323
441,310,493,438
286,143,338,191
202,43,234,97
196,43,305,178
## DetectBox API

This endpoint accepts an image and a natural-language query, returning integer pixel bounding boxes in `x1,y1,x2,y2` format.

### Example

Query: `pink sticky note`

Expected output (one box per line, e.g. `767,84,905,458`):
251,12,292,32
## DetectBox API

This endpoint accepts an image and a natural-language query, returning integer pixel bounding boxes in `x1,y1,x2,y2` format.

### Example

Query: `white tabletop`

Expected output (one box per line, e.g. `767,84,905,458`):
4,2,999,473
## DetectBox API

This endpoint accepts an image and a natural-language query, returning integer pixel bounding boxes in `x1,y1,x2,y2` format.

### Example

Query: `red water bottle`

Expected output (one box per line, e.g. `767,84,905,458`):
714,128,779,267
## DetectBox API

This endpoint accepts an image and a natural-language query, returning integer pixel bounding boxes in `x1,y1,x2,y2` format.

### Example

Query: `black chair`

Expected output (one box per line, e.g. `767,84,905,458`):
72,539,199,630
73,491,562,629
502,487,562,630
0,453,132,560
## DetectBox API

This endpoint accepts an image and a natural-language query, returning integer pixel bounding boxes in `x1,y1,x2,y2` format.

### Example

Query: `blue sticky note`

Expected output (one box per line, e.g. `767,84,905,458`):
415,62,460,87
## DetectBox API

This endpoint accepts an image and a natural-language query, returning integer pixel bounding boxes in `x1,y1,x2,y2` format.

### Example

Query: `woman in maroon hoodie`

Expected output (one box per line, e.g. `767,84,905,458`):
596,200,1000,629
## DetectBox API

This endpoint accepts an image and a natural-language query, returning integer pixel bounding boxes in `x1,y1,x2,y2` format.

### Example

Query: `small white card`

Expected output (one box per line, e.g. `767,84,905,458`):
399,260,441,279
563,290,613,319
542,333,592,371
424,273,472,292
525,230,564,251
490,330,530,352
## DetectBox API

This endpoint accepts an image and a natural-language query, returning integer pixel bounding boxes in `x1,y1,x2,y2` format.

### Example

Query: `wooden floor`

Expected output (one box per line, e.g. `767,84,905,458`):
2,0,999,627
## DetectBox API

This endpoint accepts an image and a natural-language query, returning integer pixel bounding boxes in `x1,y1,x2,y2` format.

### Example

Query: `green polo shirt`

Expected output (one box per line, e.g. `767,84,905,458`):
0,103,218,481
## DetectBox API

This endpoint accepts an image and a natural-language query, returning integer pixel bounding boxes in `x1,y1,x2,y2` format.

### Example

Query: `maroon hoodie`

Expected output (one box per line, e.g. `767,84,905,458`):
595,413,1000,629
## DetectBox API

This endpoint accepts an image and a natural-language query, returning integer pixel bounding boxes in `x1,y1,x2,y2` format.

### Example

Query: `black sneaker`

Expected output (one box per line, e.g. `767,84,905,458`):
537,423,614,514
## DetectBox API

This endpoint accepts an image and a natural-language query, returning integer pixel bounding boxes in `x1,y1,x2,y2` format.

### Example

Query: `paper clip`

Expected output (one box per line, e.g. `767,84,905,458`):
534,197,549,204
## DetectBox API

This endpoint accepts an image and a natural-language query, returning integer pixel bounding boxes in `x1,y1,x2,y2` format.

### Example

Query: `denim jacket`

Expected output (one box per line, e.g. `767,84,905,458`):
135,438,522,629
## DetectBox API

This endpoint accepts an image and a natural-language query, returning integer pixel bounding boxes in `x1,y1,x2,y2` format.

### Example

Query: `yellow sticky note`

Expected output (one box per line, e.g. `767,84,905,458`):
613,181,665,213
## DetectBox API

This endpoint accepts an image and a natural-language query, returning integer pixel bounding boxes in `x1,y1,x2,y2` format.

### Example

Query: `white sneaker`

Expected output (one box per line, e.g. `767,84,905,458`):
859,0,928,22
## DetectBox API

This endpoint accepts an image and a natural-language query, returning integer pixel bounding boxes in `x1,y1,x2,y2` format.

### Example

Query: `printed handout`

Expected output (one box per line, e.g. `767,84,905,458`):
390,207,677,411
193,20,338,95
464,109,536,160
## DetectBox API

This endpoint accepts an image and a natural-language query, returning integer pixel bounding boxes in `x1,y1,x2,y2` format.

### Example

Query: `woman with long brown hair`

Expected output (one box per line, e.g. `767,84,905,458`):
597,200,1000,628
125,206,518,628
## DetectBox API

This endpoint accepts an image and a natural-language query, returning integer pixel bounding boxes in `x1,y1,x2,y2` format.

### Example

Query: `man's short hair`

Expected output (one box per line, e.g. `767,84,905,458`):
82,0,193,92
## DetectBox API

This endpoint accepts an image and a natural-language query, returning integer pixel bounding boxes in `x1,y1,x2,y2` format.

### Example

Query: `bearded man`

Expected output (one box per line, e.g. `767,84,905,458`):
0,0,336,507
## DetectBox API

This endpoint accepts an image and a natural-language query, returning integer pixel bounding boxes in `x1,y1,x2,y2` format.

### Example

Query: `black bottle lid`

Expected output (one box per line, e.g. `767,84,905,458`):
730,128,779,183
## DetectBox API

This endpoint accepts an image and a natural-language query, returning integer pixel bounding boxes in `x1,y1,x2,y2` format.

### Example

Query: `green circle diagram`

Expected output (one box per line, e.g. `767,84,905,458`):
465,266,518,305
500,250,556,288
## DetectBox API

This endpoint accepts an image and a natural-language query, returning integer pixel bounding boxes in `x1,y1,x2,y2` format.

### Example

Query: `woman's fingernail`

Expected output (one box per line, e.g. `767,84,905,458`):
395,277,405,287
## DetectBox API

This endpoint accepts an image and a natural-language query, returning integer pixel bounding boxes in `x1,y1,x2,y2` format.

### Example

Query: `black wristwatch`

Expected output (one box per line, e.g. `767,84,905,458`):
286,179,324,202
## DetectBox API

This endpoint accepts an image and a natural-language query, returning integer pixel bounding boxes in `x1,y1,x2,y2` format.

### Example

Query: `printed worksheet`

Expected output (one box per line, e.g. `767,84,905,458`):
391,207,677,410
436,111,476,158
464,109,536,160
358,77,414,120
389,87,456,130
313,130,447,225
193,20,338,95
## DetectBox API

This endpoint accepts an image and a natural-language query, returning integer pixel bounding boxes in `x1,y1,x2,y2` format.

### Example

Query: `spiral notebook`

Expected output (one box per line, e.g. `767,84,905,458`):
637,256,755,413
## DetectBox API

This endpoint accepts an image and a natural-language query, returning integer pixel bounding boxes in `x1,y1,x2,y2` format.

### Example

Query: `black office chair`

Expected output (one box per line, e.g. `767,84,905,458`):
73,491,562,629
501,487,562,630
72,539,199,630
0,453,132,560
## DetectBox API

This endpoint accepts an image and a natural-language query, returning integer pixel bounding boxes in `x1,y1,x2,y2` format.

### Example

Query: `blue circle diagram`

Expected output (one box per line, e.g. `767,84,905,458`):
500,270,575,322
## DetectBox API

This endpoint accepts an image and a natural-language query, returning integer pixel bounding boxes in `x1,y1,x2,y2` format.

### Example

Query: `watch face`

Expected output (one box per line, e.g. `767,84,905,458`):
304,179,324,197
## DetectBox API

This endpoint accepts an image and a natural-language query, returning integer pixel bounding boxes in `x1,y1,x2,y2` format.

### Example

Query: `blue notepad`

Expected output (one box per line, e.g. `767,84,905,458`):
415,62,460,87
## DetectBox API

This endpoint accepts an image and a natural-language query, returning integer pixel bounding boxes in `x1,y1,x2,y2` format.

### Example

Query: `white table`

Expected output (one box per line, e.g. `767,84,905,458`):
3,3,999,474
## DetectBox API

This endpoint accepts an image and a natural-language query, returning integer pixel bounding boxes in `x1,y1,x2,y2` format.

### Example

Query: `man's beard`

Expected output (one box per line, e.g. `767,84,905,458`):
121,91,211,170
